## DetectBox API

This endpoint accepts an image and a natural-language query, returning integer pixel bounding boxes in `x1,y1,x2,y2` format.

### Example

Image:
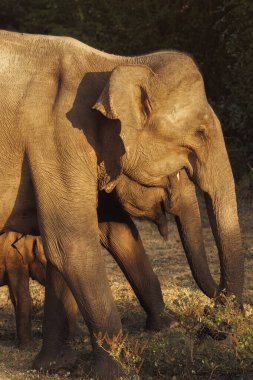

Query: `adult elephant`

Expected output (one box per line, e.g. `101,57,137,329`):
0,30,243,378
36,168,223,373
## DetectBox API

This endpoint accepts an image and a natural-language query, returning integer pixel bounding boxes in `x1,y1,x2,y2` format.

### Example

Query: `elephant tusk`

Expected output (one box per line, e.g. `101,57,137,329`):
177,172,180,181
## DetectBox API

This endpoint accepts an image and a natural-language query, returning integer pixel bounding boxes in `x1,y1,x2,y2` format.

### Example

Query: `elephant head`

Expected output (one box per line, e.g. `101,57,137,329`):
115,170,224,300
94,54,244,304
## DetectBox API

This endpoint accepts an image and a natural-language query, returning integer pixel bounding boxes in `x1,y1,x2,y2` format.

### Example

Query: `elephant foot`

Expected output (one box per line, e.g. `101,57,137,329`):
18,338,33,349
33,346,77,373
68,323,84,341
196,305,231,341
94,355,124,380
197,323,229,341
146,308,180,331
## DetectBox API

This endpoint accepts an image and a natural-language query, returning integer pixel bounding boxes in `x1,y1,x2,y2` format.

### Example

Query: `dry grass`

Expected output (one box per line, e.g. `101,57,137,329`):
0,194,252,379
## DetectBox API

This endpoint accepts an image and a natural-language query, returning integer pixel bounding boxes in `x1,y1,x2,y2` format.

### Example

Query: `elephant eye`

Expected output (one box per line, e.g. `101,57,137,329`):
195,125,207,138
140,88,151,120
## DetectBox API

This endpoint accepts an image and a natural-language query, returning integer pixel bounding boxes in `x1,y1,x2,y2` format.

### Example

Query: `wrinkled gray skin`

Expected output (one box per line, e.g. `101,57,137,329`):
0,31,243,379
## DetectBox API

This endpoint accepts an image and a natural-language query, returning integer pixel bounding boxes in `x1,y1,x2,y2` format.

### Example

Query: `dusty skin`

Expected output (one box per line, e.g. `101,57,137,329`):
0,193,252,380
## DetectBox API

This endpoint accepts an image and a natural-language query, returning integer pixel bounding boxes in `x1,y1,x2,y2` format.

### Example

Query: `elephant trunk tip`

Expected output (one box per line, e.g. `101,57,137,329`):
157,222,169,241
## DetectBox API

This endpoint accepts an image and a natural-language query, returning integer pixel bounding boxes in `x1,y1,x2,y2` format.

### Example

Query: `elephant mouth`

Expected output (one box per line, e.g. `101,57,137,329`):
123,170,170,188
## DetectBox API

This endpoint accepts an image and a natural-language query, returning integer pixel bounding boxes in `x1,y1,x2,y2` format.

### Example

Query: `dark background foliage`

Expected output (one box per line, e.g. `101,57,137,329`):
1,0,252,181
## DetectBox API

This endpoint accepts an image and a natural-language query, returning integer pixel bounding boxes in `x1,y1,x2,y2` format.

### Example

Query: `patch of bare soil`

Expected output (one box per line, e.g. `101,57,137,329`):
0,194,252,379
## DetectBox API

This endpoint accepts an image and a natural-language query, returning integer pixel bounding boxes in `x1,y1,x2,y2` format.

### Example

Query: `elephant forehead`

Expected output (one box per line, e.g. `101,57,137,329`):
150,102,209,133
151,53,203,87
150,79,207,116
172,103,210,125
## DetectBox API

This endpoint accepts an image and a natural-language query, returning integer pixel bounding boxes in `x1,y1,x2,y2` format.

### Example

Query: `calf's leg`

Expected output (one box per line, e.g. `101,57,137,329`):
7,258,32,347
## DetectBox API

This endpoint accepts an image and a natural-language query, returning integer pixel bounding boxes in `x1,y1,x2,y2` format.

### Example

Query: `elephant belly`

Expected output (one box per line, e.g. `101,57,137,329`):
0,252,6,286
0,265,7,286
0,161,39,235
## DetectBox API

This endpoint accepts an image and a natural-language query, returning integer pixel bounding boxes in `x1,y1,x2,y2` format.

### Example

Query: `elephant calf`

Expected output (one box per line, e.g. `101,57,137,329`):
0,232,46,347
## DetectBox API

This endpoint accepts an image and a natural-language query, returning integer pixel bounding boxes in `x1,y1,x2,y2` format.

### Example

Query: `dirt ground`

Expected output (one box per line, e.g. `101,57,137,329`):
0,192,252,379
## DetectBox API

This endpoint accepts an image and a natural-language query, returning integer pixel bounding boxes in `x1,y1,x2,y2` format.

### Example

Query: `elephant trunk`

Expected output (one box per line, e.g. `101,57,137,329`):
196,115,244,305
203,166,244,304
169,171,220,298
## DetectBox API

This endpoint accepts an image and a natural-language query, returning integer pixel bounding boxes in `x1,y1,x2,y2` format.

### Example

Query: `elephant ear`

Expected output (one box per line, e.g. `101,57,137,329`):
13,235,35,265
93,65,155,129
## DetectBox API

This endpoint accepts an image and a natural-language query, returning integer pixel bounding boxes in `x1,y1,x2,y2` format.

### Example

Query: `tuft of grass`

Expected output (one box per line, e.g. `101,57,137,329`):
95,332,147,379
141,288,253,379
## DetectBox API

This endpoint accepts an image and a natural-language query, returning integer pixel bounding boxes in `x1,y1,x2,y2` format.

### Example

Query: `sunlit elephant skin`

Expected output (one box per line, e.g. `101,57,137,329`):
0,30,243,379
0,232,46,347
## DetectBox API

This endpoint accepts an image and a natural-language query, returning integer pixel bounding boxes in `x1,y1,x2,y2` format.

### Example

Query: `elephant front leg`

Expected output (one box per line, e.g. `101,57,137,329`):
33,226,123,379
30,155,124,378
33,262,79,372
99,214,178,331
